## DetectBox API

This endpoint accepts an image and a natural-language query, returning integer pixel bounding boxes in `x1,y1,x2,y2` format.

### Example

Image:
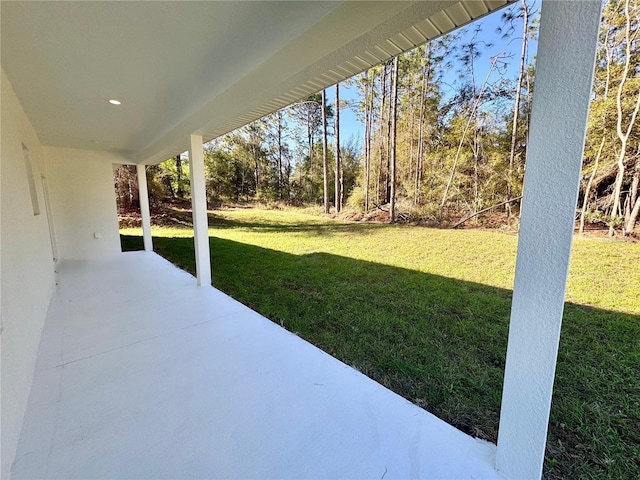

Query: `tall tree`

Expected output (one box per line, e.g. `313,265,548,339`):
175,154,184,199
335,83,343,212
414,45,430,205
389,56,399,222
322,89,330,214
364,70,373,211
377,63,388,204
275,110,287,200
291,93,323,201
503,0,531,218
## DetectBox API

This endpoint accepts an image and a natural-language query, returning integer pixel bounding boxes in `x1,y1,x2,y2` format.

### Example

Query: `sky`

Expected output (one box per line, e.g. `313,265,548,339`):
335,1,540,148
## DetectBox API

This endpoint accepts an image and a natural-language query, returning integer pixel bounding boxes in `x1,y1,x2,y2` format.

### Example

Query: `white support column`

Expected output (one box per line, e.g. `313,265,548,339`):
136,164,153,252
496,2,602,479
188,135,212,286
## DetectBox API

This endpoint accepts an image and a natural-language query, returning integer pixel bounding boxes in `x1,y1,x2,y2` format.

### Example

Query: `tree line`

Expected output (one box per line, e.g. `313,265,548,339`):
116,0,639,235
580,0,640,236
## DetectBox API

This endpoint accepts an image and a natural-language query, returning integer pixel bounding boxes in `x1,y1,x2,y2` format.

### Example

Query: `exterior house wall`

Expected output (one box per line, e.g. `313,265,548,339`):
1,69,127,477
44,147,124,261
1,69,56,479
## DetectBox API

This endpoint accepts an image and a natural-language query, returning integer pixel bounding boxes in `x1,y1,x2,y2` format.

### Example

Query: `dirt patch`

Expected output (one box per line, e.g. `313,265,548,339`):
118,203,194,229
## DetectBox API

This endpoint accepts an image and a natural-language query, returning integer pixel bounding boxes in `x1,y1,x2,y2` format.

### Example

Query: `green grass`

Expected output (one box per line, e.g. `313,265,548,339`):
121,208,640,479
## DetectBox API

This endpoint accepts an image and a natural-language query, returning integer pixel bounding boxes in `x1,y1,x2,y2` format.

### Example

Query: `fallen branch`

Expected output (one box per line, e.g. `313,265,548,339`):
372,201,389,213
451,196,523,229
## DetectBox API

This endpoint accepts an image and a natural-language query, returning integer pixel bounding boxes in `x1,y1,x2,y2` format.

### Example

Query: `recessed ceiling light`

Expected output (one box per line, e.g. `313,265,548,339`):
108,99,121,105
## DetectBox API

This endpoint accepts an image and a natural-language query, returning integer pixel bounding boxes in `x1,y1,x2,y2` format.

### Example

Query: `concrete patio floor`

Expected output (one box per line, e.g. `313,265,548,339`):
11,252,505,479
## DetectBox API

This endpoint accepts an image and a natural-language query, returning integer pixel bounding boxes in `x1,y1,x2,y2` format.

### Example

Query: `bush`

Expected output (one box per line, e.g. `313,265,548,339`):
401,202,443,225
346,185,366,211
584,209,623,228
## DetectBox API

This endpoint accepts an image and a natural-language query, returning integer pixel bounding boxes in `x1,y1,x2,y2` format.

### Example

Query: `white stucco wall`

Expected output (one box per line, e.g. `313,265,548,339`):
1,69,56,479
44,147,124,260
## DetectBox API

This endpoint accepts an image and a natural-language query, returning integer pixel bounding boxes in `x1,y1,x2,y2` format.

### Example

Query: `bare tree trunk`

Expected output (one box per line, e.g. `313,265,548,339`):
175,154,183,199
579,136,605,234
507,0,529,218
627,199,640,234
364,70,371,212
415,44,432,206
321,89,330,214
631,149,639,209
364,71,371,212
471,133,480,213
524,68,532,161
625,162,640,233
277,111,284,201
307,110,314,201
334,83,342,212
390,56,399,223
252,134,259,196
415,58,426,205
386,62,393,204
408,89,415,191
377,65,388,204
609,0,640,236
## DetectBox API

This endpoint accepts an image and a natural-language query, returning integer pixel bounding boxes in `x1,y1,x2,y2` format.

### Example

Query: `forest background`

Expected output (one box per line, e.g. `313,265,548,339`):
115,0,640,237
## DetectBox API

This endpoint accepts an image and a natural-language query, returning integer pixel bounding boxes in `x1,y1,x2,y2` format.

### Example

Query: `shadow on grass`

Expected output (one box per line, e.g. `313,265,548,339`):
122,234,640,480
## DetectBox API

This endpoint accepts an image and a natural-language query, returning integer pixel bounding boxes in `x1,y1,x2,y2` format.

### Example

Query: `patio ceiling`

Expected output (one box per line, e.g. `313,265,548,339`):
1,1,510,164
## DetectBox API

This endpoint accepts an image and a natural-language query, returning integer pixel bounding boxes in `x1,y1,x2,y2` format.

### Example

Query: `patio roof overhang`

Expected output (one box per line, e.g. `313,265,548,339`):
1,1,511,165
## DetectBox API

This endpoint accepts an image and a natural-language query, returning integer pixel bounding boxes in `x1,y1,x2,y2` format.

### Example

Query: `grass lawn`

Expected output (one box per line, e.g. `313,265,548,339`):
121,208,640,479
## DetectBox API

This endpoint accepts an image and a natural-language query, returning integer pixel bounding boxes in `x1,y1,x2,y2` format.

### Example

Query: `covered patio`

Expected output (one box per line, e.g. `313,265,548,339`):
11,252,502,479
2,1,603,479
